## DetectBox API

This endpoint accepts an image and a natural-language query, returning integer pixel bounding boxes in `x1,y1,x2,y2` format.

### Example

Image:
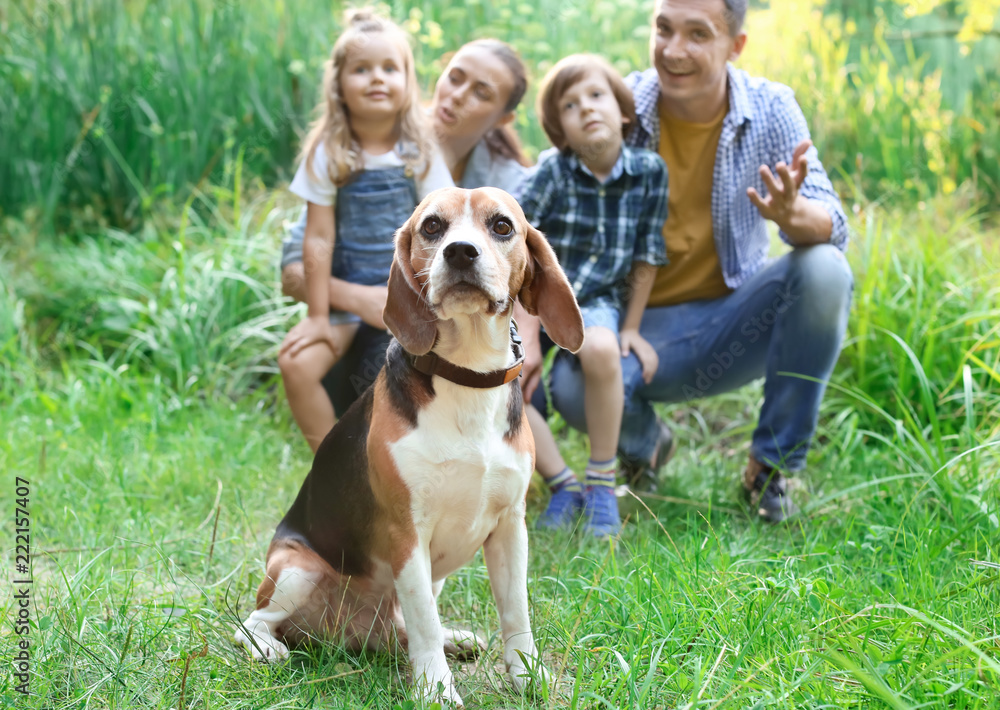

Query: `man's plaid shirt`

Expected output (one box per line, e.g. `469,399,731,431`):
517,145,668,312
625,65,849,290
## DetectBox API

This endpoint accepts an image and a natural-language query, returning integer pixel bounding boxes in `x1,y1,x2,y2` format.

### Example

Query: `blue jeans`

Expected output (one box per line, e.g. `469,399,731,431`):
533,302,648,430
538,244,853,471
578,303,621,333
282,166,417,325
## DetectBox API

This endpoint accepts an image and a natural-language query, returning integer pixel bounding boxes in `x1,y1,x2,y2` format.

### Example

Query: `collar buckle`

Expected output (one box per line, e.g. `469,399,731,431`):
408,320,526,388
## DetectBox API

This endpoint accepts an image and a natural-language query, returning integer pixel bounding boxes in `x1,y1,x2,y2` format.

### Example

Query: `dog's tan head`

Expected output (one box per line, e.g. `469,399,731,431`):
383,187,584,356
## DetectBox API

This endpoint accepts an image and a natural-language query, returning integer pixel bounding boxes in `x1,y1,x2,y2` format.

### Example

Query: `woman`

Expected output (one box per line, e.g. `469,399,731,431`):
279,39,535,417
431,38,533,192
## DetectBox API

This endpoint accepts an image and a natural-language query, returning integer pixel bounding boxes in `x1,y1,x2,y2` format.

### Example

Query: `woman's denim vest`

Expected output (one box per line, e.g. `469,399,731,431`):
328,166,417,324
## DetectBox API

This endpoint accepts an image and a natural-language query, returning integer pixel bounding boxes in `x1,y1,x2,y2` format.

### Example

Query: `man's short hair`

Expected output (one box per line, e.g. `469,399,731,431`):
536,54,637,151
722,0,748,36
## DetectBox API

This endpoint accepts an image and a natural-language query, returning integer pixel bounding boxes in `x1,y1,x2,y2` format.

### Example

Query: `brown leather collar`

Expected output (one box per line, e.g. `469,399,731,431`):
408,321,524,389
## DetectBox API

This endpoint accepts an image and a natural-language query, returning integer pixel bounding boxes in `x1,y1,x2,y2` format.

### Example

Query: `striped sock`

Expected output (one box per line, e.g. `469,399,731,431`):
584,457,617,488
546,466,581,493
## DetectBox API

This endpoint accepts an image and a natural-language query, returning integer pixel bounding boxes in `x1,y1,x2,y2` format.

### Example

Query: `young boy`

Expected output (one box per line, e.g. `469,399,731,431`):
518,54,668,537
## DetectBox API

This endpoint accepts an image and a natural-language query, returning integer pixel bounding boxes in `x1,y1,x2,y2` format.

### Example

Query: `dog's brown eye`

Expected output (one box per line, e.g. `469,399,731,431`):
421,217,444,238
492,218,514,237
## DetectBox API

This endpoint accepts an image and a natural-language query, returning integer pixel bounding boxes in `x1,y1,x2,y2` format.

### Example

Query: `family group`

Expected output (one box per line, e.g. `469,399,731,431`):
276,0,853,537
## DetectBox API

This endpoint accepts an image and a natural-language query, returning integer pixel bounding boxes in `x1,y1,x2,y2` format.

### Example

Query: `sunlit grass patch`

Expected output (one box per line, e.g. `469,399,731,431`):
2,195,998,707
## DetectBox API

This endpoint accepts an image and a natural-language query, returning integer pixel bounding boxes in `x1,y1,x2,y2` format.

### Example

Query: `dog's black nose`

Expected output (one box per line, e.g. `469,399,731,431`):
443,241,480,270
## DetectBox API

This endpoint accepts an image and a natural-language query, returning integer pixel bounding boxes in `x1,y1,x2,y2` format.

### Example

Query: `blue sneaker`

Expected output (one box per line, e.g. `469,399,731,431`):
537,486,584,529
583,485,621,538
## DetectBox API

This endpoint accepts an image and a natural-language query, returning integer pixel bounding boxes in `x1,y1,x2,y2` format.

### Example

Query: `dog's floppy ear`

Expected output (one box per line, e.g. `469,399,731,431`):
518,225,585,353
383,217,437,355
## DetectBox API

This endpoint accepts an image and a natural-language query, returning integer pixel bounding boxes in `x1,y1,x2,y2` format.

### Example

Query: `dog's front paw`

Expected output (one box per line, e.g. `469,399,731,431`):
506,649,550,693
413,657,464,707
419,680,464,707
234,624,289,662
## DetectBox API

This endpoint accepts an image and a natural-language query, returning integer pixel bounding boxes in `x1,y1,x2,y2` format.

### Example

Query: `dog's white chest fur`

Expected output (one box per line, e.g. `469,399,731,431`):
390,380,531,579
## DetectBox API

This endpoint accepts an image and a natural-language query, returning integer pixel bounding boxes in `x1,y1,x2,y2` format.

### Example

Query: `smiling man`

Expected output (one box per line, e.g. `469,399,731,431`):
527,0,853,523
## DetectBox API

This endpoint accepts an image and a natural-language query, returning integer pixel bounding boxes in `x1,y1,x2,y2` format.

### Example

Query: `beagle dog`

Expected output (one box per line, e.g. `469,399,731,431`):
235,187,584,705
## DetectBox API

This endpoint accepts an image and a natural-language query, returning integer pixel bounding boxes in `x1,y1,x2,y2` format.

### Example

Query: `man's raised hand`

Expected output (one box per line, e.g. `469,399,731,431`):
747,139,812,225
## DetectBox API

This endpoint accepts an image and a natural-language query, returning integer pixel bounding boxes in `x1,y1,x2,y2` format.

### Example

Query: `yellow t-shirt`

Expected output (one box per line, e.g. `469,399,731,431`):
649,102,732,307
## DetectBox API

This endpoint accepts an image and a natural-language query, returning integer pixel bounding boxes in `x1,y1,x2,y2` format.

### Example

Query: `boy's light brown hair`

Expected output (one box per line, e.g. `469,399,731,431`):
536,54,637,151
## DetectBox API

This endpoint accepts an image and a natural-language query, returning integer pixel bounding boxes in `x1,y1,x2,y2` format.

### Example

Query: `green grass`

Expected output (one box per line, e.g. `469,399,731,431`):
2,2,999,704
1,362,998,708
1,197,998,708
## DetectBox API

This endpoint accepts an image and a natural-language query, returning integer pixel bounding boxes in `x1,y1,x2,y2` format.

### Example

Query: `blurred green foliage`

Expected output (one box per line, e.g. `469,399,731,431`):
1,0,997,230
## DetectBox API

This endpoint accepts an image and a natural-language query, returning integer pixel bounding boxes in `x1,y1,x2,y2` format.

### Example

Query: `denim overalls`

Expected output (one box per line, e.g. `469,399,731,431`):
328,166,418,324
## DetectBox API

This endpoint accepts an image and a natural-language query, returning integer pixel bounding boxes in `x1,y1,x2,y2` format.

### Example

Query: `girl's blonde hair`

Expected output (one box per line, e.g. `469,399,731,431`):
300,8,432,187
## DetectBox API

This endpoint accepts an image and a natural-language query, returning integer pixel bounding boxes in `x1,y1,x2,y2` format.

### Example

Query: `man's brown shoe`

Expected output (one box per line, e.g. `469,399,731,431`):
620,418,676,494
743,455,799,523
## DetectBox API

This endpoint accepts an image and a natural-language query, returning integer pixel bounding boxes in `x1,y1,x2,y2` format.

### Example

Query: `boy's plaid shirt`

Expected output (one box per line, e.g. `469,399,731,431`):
626,65,849,290
517,145,668,311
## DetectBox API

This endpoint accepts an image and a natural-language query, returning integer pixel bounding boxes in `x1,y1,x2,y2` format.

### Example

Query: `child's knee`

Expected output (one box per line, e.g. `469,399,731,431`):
277,349,305,382
578,327,621,375
279,345,332,385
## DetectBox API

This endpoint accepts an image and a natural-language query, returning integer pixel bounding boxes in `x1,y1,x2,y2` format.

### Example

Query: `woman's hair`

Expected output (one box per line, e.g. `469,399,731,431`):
536,54,637,152
300,8,433,187
462,39,532,168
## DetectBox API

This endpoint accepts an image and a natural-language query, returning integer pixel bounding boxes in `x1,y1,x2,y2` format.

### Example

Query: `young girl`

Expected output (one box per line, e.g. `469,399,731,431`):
279,39,537,420
279,9,453,452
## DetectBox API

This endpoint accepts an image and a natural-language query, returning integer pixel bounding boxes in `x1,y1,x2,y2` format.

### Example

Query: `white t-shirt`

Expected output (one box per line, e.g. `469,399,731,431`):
289,142,454,205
